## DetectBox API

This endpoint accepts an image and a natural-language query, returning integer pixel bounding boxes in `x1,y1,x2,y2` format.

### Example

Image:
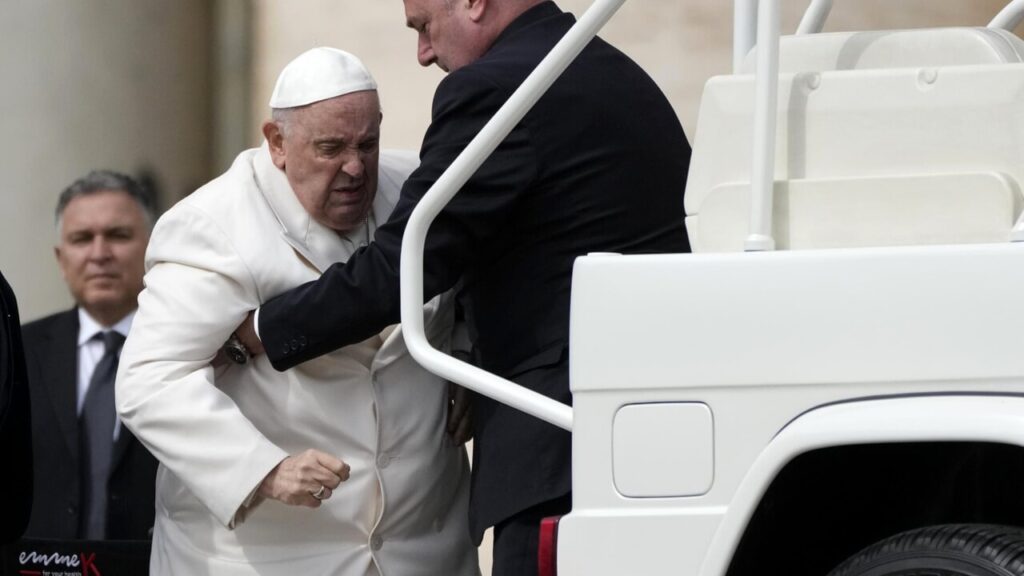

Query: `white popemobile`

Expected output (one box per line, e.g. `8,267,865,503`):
402,0,1024,574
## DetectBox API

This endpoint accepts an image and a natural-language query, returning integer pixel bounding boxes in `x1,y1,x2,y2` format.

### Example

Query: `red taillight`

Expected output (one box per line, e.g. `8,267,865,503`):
538,515,562,576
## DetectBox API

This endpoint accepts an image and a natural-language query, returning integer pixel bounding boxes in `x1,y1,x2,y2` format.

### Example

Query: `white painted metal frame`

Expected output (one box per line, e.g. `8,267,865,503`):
743,0,780,252
798,0,1024,35
399,0,634,433
734,0,1024,252
991,0,1024,30
796,0,833,35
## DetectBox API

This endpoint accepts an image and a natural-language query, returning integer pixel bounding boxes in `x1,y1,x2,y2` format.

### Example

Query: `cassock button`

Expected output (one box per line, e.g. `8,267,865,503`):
299,336,308,346
282,344,291,355
290,339,299,351
67,505,77,516
370,534,383,551
376,454,391,469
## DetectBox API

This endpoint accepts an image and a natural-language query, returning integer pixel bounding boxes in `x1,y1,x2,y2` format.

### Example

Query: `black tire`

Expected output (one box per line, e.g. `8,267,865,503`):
828,524,1024,576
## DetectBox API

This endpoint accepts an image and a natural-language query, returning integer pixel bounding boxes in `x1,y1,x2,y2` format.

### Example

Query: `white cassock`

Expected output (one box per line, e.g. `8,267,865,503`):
116,144,479,576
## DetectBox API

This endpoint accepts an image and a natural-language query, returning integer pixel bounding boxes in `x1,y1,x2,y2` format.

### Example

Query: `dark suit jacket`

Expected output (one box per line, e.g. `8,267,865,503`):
21,308,157,540
259,1,691,540
0,272,32,544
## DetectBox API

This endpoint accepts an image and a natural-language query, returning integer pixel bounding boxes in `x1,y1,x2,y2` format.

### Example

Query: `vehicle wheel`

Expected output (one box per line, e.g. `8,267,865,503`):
828,524,1024,576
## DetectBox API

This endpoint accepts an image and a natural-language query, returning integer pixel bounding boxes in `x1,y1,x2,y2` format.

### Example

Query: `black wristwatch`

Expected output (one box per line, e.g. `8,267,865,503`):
223,333,250,365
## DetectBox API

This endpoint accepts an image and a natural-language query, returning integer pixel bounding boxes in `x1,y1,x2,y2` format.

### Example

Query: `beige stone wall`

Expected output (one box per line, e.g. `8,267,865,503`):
251,0,1014,151
4,1,1015,320
0,0,213,321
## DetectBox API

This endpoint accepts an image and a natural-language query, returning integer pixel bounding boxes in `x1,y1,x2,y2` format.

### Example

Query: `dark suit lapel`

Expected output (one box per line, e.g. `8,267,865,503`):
36,310,81,462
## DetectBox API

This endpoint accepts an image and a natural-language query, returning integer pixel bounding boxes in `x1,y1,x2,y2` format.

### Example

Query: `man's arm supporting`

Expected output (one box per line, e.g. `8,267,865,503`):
259,69,538,371
115,204,292,528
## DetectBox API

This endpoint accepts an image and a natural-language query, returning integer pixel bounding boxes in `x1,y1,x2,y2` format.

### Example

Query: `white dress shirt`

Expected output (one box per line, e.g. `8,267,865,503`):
77,308,134,439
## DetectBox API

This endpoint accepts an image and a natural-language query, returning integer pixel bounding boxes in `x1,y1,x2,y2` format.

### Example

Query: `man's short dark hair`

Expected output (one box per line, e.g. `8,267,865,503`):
55,170,156,230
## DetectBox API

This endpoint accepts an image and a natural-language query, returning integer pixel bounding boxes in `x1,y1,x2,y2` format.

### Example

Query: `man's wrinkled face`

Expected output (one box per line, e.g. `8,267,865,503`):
55,190,149,321
270,91,381,234
405,0,485,73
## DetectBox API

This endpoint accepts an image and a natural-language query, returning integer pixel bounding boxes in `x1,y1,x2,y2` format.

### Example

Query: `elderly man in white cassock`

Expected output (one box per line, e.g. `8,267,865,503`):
115,47,478,576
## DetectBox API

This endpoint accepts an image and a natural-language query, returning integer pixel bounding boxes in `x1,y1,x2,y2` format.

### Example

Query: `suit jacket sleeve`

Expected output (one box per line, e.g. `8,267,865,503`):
260,68,538,371
116,204,289,528
0,271,32,543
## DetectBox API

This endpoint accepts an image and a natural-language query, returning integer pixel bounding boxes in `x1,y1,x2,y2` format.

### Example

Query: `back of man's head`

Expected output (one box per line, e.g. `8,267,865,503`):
403,0,546,72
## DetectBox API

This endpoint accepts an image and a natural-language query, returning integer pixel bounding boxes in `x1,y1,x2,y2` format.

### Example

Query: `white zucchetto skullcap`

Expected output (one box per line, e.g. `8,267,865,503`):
269,47,377,109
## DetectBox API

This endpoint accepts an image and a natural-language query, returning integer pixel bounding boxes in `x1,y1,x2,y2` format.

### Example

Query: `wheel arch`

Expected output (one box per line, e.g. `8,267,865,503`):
699,394,1024,576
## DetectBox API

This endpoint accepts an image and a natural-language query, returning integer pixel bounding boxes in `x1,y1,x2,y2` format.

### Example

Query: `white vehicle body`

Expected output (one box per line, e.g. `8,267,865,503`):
400,1,1024,574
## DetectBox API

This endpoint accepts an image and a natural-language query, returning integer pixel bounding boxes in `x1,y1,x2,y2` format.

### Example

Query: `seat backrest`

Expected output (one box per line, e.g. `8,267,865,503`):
687,27,1024,253
741,27,1024,73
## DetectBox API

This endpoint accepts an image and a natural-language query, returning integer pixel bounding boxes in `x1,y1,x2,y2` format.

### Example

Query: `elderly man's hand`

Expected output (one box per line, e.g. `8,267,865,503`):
447,382,473,446
257,449,351,508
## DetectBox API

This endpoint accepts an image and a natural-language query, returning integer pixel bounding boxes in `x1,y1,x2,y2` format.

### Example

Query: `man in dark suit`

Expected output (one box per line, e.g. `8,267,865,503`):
1,271,32,544
244,1,691,573
22,171,158,540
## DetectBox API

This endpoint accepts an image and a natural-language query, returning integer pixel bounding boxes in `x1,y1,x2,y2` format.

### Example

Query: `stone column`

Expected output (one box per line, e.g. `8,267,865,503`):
0,0,214,320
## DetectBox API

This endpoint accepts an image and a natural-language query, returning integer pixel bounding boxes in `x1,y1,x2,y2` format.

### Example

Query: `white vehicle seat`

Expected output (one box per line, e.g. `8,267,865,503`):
741,27,1024,74
686,27,1024,252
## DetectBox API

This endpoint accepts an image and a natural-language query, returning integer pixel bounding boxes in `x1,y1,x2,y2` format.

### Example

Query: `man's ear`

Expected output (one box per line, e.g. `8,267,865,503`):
467,0,487,23
262,121,287,170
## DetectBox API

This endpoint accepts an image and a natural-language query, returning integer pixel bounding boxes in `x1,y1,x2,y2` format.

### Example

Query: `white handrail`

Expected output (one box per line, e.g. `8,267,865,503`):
744,0,780,252
796,0,834,35
400,1,631,433
745,0,1023,248
741,0,830,71
990,0,1024,31
799,0,1024,35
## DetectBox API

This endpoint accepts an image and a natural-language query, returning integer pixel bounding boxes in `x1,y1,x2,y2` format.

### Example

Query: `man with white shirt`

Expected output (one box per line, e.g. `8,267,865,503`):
115,48,477,575
21,170,158,539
